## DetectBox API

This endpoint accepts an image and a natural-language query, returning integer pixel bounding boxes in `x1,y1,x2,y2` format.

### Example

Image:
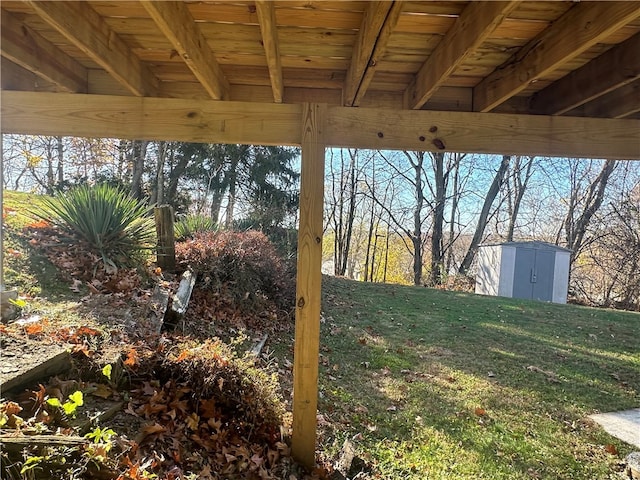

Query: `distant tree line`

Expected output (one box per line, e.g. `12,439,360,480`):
2,135,300,243
323,149,640,310
3,135,639,309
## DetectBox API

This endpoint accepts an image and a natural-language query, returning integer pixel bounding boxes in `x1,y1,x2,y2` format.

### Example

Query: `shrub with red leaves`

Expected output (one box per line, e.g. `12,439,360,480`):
175,230,295,313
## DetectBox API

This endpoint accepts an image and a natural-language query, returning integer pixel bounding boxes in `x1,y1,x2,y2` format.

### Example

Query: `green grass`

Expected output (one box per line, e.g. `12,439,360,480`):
2,189,79,298
311,276,639,479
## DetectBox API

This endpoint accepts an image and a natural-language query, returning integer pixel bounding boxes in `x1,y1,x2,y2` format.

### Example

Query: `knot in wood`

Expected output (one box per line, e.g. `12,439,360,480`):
298,297,306,308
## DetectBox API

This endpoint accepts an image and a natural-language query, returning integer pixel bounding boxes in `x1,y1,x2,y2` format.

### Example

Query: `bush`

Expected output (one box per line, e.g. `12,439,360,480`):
176,230,295,312
174,214,218,241
38,183,154,270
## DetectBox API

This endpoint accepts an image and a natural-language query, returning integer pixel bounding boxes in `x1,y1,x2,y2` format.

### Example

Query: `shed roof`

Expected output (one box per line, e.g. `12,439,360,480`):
480,241,572,252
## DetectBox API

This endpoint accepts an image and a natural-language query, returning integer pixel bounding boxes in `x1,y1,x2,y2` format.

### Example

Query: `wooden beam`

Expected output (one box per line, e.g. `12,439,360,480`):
530,31,640,115
0,91,302,146
292,103,326,469
405,1,518,110
26,1,158,97
568,81,640,119
141,1,230,101
1,9,87,93
344,1,403,106
324,105,640,160
255,0,284,103
473,2,640,112
2,91,638,159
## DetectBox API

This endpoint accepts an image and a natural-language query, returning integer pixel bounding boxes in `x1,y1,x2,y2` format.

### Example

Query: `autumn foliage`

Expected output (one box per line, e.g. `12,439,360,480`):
121,339,289,478
176,230,295,313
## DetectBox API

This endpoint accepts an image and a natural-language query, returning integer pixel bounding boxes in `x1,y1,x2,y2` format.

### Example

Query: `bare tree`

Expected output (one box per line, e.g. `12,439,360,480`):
325,149,366,276
458,155,511,274
505,156,535,241
129,140,149,200
556,159,617,262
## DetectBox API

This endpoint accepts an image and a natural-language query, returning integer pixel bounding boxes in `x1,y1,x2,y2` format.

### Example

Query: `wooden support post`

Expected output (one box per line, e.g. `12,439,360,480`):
292,103,326,469
154,205,176,273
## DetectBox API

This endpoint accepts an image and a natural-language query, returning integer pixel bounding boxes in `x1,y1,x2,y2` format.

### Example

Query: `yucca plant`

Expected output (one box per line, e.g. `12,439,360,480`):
174,214,218,241
38,184,155,270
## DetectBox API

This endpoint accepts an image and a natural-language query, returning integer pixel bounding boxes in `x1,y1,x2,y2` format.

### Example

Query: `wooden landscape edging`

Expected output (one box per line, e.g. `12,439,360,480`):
164,269,197,330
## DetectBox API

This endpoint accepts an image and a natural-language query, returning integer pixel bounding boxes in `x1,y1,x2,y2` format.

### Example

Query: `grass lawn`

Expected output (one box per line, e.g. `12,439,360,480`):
3,190,638,479
307,276,639,479
3,189,76,299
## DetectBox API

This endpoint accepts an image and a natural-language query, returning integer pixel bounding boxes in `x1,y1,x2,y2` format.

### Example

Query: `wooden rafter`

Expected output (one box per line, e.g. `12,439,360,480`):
255,0,284,103
1,57,56,92
530,31,640,115
404,1,518,110
1,9,87,93
473,2,640,112
344,0,403,107
142,1,230,101
569,80,640,119
26,0,158,97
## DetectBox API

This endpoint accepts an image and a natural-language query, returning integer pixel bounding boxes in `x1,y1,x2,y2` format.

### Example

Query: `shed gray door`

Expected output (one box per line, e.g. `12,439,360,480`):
512,248,555,301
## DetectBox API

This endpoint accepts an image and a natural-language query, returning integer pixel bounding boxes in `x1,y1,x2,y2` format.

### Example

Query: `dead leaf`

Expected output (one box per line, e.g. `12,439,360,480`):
605,444,618,455
124,348,139,368
175,350,190,362
474,407,486,417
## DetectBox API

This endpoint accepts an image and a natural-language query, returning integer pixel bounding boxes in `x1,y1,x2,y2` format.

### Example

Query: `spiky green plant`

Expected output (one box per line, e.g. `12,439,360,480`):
38,184,154,270
174,214,218,241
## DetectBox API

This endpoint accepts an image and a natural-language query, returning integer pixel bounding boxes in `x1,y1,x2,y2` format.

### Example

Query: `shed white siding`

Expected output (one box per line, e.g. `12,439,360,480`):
475,242,570,304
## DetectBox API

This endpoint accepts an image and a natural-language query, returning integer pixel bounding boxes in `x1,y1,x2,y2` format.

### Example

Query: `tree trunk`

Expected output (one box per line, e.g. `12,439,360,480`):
566,159,617,262
225,152,239,228
430,152,446,285
458,155,511,274
412,152,425,285
506,156,534,241
56,136,64,186
130,140,148,200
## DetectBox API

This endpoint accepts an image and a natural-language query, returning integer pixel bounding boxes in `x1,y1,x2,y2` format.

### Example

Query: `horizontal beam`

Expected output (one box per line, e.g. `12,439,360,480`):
2,91,638,159
325,105,640,160
0,91,301,146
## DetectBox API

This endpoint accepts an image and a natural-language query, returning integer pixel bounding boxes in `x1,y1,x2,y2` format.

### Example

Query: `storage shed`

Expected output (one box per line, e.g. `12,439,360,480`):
475,242,571,304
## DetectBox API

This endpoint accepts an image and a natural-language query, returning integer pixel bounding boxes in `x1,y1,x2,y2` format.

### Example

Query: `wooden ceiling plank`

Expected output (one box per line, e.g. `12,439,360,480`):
1,9,87,92
530,31,640,115
255,0,284,103
141,1,230,101
405,1,519,110
344,1,403,107
26,0,158,97
473,2,640,112
568,80,640,119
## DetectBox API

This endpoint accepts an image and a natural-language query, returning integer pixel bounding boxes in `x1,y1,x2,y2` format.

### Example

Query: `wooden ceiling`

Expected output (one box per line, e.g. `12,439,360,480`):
2,1,639,120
